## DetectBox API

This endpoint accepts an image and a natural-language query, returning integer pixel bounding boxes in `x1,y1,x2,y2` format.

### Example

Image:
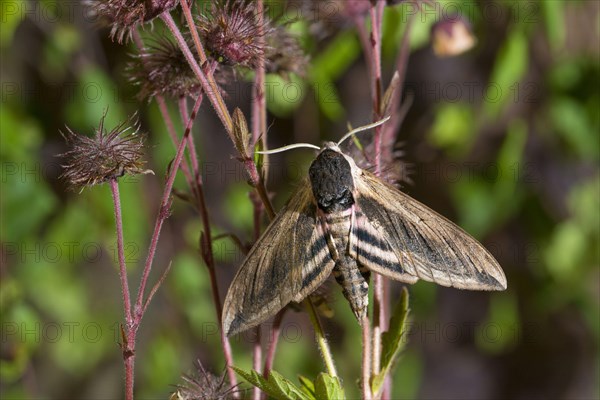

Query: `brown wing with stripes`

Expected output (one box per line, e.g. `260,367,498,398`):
351,170,506,291
222,182,335,336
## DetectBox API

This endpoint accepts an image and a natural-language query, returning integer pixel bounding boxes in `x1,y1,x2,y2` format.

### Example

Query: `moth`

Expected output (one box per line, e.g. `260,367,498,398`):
223,119,507,336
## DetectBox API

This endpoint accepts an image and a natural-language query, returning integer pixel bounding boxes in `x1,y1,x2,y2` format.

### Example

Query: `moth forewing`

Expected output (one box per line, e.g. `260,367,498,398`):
353,168,507,291
222,184,335,337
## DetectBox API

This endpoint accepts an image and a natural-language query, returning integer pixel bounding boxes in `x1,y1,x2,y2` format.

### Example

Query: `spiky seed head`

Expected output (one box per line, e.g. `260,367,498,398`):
86,0,180,43
128,36,203,100
60,113,151,189
197,0,270,68
265,24,308,77
172,361,236,400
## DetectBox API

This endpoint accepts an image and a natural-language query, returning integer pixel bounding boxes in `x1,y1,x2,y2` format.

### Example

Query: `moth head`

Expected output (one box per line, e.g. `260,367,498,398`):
309,147,355,213
256,117,390,214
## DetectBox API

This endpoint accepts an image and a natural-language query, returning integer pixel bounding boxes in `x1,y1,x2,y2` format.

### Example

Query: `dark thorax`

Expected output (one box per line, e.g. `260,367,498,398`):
309,147,369,320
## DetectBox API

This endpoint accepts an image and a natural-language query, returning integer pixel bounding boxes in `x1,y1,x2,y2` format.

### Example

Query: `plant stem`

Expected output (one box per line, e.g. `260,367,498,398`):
384,9,416,146
252,327,262,400
361,315,373,400
252,0,267,152
133,94,200,320
161,10,275,219
162,11,233,133
178,97,201,186
155,96,196,190
356,3,392,398
109,178,134,400
305,298,338,378
110,178,132,324
131,29,196,190
249,6,270,397
179,96,240,393
263,310,285,378
372,273,384,376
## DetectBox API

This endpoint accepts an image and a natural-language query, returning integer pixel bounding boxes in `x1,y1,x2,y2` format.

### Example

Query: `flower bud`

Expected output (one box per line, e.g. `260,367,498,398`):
431,16,477,57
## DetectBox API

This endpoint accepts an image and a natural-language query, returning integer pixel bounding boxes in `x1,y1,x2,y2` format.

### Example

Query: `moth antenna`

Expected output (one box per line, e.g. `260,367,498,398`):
257,143,321,155
336,115,391,146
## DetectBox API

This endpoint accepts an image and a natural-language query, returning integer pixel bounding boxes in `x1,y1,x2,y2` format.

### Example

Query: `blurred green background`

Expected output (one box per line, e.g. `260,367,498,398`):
1,0,599,399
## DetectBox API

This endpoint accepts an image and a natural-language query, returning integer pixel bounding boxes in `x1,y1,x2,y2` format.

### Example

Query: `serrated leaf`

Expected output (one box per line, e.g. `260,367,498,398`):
233,367,311,400
297,375,316,398
371,287,410,396
314,373,345,400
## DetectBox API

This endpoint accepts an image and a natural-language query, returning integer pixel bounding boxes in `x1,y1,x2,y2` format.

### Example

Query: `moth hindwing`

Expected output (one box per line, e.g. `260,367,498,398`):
222,143,506,336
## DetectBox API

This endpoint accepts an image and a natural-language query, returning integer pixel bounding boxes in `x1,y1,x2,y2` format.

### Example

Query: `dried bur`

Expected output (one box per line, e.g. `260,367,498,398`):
86,0,181,43
128,36,203,101
60,112,153,189
170,361,237,400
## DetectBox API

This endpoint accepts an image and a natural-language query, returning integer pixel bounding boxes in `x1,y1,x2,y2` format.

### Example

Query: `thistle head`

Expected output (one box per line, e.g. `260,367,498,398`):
128,36,203,100
196,0,270,68
171,361,236,400
86,0,180,43
265,24,308,77
60,112,151,189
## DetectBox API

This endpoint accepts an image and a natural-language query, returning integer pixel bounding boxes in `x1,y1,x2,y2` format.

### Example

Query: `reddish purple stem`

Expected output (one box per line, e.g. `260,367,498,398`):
109,179,134,400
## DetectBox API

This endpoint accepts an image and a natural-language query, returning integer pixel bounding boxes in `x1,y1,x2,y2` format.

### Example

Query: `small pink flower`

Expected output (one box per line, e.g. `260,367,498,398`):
431,15,477,57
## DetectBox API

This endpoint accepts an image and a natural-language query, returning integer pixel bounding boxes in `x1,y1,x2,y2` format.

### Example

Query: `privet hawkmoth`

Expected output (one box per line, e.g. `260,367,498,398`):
223,119,506,336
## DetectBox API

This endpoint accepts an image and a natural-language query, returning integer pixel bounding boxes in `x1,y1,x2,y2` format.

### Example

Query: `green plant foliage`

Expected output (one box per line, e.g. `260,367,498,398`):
452,119,527,237
484,28,529,118
428,103,475,155
541,1,566,52
371,287,410,395
476,292,520,354
0,0,24,47
65,67,126,131
1,107,58,243
234,368,346,400
314,373,345,400
265,74,307,117
309,30,360,120
233,368,312,400
549,97,598,160
298,374,316,397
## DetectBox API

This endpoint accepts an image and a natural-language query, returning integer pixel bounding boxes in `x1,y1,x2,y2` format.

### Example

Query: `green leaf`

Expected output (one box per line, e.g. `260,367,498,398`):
297,375,316,398
428,103,475,155
265,74,307,117
0,0,24,47
309,30,360,120
549,97,598,160
65,66,126,131
541,1,565,52
484,28,528,119
314,373,345,400
233,367,312,400
372,287,410,395
224,183,254,231
476,292,520,354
